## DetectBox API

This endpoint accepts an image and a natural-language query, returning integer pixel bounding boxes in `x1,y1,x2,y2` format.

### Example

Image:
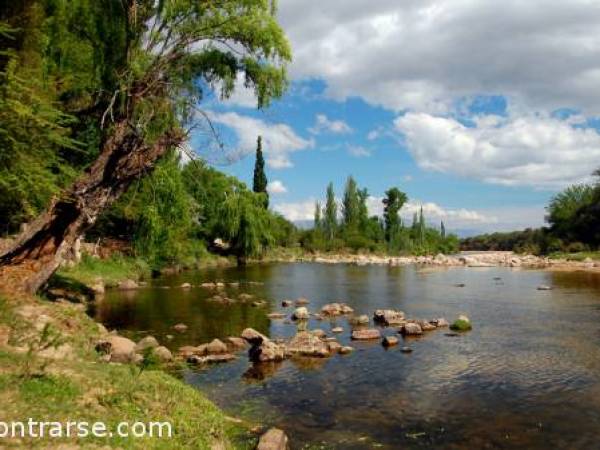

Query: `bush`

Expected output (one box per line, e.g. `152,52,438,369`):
450,319,472,332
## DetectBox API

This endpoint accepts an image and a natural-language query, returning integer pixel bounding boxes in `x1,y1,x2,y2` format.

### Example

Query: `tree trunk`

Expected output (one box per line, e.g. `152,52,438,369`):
0,120,183,294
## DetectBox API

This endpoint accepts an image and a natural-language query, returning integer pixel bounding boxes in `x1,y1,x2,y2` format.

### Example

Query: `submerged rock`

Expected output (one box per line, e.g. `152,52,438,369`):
118,279,138,290
382,336,399,347
295,297,310,305
188,354,236,364
339,346,354,355
331,326,344,333
349,314,370,325
400,346,413,353
450,318,472,332
257,427,289,450
537,285,553,291
321,303,343,316
351,329,381,340
180,282,192,289
267,313,286,319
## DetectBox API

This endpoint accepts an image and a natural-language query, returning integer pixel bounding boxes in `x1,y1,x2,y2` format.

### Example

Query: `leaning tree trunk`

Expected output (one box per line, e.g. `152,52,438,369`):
0,120,183,294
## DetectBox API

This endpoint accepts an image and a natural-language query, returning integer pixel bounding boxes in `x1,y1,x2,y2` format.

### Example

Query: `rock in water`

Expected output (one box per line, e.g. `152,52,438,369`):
399,323,423,336
382,336,399,347
400,346,413,353
292,307,309,320
287,331,330,357
432,318,449,327
180,282,192,289
118,279,138,290
321,303,342,316
373,309,405,326
339,346,354,354
267,313,286,319
226,337,246,349
351,329,381,340
331,326,344,333
257,428,289,450
295,297,310,305
537,285,553,291
349,314,370,325
206,339,228,354
449,318,472,331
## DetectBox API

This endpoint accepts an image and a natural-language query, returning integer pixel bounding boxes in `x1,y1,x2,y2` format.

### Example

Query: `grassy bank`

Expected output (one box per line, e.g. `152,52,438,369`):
0,293,254,449
548,251,600,261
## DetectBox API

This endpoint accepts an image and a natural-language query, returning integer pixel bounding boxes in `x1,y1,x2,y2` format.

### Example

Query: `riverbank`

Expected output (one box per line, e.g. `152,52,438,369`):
0,292,256,449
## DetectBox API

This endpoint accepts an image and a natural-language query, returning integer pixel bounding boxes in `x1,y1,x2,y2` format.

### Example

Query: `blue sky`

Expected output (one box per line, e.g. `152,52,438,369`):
192,1,600,235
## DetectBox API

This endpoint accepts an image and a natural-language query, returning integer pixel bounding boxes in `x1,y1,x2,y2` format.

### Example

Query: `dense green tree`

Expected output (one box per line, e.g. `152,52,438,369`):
547,184,594,241
382,187,407,243
252,135,268,208
1,0,291,292
323,182,337,240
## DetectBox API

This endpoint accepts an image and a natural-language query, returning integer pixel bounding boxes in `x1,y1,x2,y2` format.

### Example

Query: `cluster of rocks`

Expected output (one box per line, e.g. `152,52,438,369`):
95,334,173,364
293,251,600,270
179,336,247,364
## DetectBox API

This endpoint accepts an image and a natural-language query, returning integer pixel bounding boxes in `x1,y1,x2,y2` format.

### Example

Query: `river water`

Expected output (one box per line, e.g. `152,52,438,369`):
93,262,600,449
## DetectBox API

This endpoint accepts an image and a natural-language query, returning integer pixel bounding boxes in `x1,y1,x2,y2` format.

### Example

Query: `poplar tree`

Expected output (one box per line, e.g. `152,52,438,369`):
382,187,408,243
323,182,337,240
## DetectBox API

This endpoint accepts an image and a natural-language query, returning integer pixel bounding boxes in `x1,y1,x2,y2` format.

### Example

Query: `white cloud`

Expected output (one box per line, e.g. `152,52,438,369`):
267,180,288,194
279,1,600,114
395,112,600,188
347,144,371,158
207,111,314,169
309,114,353,135
272,199,316,221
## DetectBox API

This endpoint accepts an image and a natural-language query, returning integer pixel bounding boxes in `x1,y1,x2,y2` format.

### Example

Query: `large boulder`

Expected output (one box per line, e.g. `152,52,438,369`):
241,328,268,345
351,329,381,340
399,323,423,336
257,428,289,450
135,336,159,353
373,309,405,326
226,337,246,349
287,331,330,357
96,335,136,363
249,339,286,363
153,346,173,362
292,307,309,320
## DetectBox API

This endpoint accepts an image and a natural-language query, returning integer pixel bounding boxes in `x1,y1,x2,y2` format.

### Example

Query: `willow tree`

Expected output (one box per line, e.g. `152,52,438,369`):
0,0,291,293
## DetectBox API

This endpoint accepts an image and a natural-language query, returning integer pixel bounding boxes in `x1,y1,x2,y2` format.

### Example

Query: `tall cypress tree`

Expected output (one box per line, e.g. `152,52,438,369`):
252,135,268,208
441,220,446,239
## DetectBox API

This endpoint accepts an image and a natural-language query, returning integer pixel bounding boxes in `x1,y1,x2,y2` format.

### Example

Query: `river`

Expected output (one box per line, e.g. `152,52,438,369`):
93,262,600,449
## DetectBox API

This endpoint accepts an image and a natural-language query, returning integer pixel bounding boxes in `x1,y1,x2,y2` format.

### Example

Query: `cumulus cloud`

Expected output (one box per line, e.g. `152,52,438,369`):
309,114,353,135
347,144,371,158
207,111,314,169
272,199,317,221
267,180,288,194
395,112,600,188
278,0,600,114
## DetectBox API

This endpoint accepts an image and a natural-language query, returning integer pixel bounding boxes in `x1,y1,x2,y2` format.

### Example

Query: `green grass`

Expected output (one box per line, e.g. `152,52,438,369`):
0,294,256,449
547,251,600,262
57,254,150,287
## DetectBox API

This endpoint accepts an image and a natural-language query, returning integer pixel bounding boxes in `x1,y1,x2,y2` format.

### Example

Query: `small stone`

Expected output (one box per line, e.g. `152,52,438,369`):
327,341,342,353
257,427,289,450
252,301,266,307
311,329,326,338
537,285,553,291
281,300,293,307
382,336,399,347
351,329,381,340
165,334,174,340
350,314,370,325
173,323,188,332
267,313,286,319
339,346,354,354
292,307,309,320
400,346,413,353
226,337,246,349
180,282,192,289
295,297,310,305
445,332,460,337
432,318,449,327
373,309,405,326
118,279,138,290
238,293,254,301
331,326,344,333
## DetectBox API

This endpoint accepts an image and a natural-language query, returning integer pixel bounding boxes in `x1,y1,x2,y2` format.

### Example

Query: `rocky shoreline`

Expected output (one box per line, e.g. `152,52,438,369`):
285,251,600,272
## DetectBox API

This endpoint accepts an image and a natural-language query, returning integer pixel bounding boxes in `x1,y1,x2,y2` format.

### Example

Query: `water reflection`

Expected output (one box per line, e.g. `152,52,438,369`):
95,263,600,449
